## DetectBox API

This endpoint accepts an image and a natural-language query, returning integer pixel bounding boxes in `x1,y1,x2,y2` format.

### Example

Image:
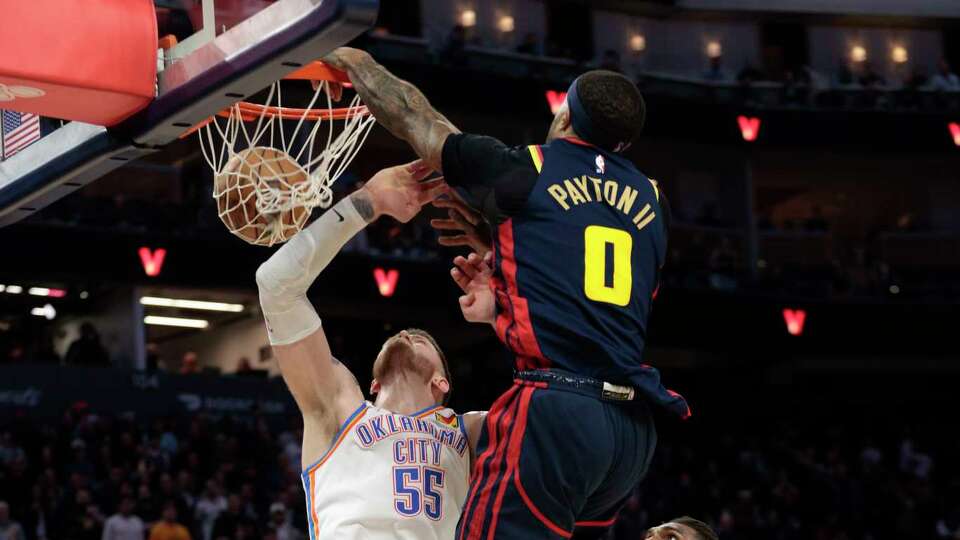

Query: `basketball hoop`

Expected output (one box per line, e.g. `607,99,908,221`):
192,62,376,246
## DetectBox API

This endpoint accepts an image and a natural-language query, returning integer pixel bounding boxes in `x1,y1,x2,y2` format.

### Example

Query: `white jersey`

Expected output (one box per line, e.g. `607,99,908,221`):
302,402,471,539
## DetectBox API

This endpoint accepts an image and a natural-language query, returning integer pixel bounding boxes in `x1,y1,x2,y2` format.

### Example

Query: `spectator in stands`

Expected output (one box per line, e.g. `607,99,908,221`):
136,483,160,524
704,56,725,81
65,322,110,367
235,357,253,375
515,32,541,55
599,49,622,73
898,65,930,109
194,481,226,540
101,497,144,540
0,501,26,540
180,352,199,375
146,343,161,372
781,68,811,106
859,62,886,88
64,489,104,540
265,503,302,540
440,24,469,68
149,503,191,540
836,61,856,86
0,432,24,466
211,495,254,540
930,59,960,91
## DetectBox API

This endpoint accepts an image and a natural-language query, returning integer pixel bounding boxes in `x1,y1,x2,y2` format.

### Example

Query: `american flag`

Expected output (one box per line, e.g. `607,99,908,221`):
2,110,41,160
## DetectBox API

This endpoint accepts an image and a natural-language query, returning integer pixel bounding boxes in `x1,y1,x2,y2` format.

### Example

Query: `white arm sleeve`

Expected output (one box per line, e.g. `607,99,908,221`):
255,196,368,345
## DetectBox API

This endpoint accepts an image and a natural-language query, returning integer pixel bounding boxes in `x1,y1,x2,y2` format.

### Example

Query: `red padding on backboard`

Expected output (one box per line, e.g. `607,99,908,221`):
0,0,157,127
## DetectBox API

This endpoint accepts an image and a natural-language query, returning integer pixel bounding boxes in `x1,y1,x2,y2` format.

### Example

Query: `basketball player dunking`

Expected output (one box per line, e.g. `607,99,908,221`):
324,48,692,539
255,160,486,539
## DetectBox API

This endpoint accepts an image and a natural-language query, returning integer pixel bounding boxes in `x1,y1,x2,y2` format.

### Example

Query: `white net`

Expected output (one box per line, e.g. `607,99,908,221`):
200,80,376,246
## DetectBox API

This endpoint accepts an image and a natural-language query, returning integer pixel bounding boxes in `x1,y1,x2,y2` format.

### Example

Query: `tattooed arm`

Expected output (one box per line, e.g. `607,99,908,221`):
324,47,460,171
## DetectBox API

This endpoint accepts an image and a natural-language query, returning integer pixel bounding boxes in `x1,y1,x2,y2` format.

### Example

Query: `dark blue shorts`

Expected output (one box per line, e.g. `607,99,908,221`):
455,375,657,539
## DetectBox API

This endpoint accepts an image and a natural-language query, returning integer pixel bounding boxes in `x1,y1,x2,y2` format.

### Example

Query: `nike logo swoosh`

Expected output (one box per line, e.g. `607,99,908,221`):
333,209,344,222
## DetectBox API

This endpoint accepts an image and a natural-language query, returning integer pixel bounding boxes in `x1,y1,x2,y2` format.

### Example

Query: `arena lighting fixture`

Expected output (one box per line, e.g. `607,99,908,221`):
31,304,57,320
545,90,567,114
138,247,167,277
706,41,722,59
891,45,908,64
144,316,209,329
949,122,960,146
630,34,646,52
4,285,22,294
497,15,515,33
140,296,244,312
782,308,807,337
851,45,867,63
373,268,399,297
737,115,761,142
29,287,67,298
460,9,476,28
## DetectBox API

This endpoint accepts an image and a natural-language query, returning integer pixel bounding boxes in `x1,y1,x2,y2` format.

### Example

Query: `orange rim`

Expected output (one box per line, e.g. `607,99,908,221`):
284,61,352,84
179,61,367,139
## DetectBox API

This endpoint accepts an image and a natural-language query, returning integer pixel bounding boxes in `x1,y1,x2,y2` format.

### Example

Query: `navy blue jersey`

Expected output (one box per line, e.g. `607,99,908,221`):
442,135,690,419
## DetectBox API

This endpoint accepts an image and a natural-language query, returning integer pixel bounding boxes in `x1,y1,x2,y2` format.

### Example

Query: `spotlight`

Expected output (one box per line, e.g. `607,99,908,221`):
851,45,867,63
460,9,476,28
706,41,722,59
891,45,908,64
144,316,209,329
31,304,57,320
140,296,244,312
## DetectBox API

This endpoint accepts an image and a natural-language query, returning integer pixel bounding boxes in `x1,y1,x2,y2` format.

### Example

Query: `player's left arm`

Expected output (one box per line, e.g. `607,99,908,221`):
323,47,459,171
323,48,537,225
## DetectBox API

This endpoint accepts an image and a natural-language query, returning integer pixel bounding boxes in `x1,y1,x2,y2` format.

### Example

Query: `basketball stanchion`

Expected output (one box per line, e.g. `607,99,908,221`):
188,62,376,246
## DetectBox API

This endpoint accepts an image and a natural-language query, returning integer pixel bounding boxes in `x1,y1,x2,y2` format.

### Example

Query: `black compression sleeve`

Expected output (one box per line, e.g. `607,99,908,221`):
441,133,540,223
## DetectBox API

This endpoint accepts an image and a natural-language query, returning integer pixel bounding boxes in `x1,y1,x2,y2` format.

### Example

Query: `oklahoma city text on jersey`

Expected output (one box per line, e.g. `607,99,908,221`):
354,409,470,461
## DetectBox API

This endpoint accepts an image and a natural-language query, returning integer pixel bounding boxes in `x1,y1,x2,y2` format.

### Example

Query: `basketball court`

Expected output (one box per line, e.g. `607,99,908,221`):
0,0,380,231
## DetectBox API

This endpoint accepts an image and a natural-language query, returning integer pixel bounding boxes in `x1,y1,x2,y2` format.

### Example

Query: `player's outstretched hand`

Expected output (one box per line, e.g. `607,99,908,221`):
362,160,446,223
431,188,492,256
452,252,495,325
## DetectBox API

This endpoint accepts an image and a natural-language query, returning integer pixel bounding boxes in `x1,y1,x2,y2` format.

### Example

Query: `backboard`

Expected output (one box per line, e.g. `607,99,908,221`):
0,0,378,227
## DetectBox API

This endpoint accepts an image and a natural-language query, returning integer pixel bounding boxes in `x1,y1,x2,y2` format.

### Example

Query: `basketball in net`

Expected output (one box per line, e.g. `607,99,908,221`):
189,62,375,246
214,147,311,245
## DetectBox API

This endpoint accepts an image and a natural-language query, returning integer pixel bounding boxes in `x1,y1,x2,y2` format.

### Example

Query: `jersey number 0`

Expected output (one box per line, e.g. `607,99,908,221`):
584,225,632,306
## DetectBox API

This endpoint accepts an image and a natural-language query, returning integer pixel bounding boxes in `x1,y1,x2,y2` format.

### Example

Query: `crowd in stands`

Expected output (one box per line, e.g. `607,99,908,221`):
0,395,956,540
428,20,960,112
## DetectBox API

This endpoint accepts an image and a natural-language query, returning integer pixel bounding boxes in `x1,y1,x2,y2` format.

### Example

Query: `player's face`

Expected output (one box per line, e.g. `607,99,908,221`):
372,331,446,395
644,523,698,540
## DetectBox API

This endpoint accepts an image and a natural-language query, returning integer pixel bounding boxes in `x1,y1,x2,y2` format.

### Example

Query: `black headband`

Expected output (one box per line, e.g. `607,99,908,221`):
566,77,632,153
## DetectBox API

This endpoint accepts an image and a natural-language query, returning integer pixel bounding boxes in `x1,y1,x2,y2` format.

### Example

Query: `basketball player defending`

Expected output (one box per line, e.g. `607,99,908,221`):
324,47,692,539
255,160,484,539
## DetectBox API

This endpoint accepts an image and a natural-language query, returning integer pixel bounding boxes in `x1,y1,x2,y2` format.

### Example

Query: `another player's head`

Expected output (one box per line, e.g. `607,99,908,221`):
547,70,646,153
371,328,452,406
644,516,718,540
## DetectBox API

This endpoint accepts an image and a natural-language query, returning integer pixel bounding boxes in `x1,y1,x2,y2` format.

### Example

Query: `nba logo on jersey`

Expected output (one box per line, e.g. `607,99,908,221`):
595,154,606,174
